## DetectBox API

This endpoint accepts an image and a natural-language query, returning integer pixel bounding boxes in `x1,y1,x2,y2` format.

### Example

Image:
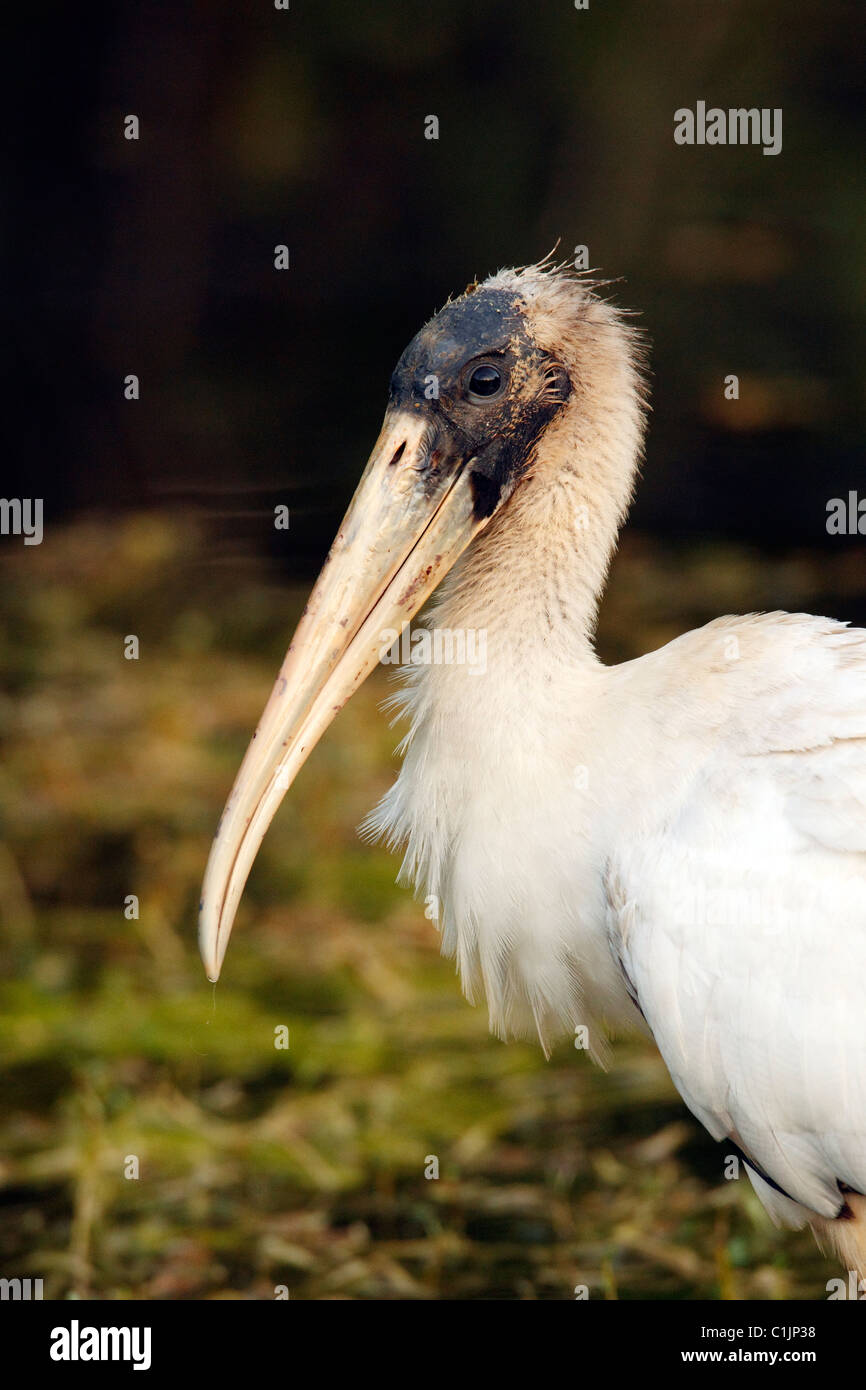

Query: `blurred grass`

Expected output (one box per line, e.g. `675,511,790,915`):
1,515,864,1300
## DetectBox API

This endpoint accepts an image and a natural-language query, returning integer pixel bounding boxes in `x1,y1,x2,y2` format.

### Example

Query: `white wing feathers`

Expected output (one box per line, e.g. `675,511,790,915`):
608,613,866,1222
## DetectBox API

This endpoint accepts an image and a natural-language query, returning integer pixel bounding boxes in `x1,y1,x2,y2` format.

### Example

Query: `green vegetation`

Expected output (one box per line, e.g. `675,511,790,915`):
1,517,862,1299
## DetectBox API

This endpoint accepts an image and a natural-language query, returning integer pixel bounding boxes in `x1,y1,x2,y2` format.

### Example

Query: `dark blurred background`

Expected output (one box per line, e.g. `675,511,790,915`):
8,0,866,579
1,0,865,1302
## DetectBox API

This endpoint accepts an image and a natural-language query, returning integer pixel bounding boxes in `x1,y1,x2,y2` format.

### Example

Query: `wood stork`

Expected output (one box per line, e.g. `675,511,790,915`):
199,262,866,1278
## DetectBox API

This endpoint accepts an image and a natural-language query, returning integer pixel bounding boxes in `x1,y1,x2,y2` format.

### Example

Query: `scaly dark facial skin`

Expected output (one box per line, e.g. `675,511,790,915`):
389,288,572,518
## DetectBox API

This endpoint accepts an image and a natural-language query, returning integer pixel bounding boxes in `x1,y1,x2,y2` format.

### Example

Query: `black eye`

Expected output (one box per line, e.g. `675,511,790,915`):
466,363,504,401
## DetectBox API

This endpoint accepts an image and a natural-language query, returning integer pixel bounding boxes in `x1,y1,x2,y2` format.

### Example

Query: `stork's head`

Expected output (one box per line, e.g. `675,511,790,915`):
383,279,572,521
199,263,641,980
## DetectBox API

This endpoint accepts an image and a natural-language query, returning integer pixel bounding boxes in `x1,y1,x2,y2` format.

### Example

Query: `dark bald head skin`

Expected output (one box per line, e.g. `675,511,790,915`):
388,286,571,518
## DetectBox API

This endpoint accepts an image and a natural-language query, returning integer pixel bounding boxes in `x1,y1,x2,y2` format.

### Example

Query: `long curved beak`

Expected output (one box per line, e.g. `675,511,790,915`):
199,407,490,981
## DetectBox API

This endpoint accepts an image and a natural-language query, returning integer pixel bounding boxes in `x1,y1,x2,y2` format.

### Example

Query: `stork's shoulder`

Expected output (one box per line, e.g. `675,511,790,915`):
603,611,866,1225
615,611,866,754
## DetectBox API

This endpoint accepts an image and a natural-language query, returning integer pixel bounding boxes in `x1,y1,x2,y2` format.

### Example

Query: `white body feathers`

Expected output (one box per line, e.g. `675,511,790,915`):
366,266,866,1262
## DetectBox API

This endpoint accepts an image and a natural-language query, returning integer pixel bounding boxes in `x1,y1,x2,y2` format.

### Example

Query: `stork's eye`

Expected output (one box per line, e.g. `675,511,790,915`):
466,363,505,402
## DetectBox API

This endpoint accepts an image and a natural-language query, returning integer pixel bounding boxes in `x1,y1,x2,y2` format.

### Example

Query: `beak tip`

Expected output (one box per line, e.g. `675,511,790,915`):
200,940,223,983
198,899,224,982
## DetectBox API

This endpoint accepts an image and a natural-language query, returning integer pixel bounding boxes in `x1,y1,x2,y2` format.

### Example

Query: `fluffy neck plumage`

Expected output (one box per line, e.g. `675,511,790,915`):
436,287,646,650
366,286,647,1046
